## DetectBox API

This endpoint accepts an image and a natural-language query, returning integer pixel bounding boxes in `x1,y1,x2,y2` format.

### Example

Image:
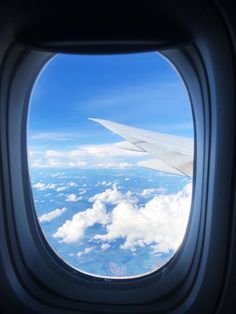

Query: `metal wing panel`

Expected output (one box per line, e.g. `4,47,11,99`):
89,118,193,177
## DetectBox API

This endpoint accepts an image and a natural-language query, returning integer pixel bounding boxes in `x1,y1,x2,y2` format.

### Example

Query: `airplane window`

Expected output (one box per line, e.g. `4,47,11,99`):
27,52,193,278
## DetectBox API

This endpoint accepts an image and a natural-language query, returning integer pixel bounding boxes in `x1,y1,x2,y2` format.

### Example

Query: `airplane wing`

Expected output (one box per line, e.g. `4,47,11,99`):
89,118,194,177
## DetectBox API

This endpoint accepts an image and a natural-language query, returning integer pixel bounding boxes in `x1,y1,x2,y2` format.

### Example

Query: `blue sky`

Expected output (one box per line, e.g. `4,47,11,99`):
28,52,193,168
29,52,193,277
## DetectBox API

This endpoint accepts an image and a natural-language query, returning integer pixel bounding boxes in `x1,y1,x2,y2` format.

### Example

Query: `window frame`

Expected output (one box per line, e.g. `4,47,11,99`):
0,46,203,310
0,7,234,313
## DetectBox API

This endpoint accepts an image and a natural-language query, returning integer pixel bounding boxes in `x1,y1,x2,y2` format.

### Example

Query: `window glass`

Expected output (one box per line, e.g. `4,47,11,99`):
28,52,193,278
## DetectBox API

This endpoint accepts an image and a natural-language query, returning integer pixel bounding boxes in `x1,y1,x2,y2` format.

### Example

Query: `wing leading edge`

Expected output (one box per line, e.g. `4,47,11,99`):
89,118,194,177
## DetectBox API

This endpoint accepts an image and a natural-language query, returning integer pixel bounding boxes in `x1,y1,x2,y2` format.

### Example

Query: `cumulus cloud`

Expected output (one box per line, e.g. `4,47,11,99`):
32,182,56,190
77,247,94,257
47,184,56,189
65,194,82,202
56,186,67,192
95,180,113,187
94,183,192,253
101,243,111,251
32,182,46,190
89,183,136,205
67,181,77,187
79,189,86,195
140,187,166,197
54,183,192,254
53,200,109,243
39,207,67,223
51,171,65,177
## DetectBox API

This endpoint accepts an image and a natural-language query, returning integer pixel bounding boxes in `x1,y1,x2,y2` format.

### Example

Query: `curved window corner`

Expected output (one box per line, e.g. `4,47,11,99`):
27,52,194,279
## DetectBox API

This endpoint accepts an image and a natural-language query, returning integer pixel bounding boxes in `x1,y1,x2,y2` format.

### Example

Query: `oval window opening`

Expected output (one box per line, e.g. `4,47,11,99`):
27,52,194,279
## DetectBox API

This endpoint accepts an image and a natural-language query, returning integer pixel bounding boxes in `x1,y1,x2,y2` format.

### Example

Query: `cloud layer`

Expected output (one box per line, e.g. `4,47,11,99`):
53,183,192,254
29,143,147,169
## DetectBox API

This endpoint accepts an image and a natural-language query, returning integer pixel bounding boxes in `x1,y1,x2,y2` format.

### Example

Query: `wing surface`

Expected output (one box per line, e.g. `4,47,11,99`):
89,118,193,177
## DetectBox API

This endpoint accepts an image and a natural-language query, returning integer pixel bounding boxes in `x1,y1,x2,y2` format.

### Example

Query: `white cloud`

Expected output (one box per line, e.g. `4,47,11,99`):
32,182,56,190
68,161,87,168
56,186,67,192
51,171,65,177
79,144,145,158
101,243,111,251
94,183,192,253
77,247,94,257
95,180,113,187
53,200,109,243
79,189,86,195
47,183,56,189
38,207,66,223
54,183,192,254
140,187,166,197
28,155,88,169
32,182,46,190
46,150,65,158
95,162,133,169
89,183,136,205
67,181,77,187
65,194,82,202
28,142,147,169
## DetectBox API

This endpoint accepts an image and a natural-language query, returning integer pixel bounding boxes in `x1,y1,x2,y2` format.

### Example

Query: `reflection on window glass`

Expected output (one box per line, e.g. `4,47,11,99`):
28,52,193,278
